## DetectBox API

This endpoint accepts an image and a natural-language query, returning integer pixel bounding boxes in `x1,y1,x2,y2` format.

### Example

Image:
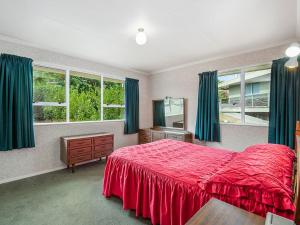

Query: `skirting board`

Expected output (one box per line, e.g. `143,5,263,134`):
0,158,102,185
0,166,66,185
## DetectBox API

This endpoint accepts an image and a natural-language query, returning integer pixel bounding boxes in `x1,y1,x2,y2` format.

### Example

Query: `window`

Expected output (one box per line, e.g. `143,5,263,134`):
33,66,66,123
33,65,125,123
70,71,101,122
103,78,125,120
218,64,271,125
218,71,241,124
244,66,271,125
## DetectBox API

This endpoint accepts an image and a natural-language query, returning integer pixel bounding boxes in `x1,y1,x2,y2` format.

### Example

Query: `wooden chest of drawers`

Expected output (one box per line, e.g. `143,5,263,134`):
138,128,152,144
61,133,114,172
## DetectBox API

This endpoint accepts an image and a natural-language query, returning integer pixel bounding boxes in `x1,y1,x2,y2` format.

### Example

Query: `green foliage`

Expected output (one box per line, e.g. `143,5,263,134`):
33,69,66,122
34,106,66,122
104,108,125,120
69,76,101,121
33,70,65,103
103,80,125,105
69,86,100,121
33,68,125,122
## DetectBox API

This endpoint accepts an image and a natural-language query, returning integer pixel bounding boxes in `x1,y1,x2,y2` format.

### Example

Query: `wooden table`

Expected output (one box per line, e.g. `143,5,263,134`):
186,198,265,225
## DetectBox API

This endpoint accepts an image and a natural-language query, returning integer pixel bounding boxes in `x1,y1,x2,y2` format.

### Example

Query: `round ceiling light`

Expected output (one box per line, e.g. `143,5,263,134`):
136,28,147,45
285,57,299,69
285,42,300,57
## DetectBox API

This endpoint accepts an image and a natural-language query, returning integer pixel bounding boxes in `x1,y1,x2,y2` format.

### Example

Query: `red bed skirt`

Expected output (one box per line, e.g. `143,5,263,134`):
103,157,212,225
102,141,295,225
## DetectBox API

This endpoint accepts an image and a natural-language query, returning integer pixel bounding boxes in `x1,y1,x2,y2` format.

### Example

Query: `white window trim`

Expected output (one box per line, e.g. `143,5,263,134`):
66,70,70,122
34,119,125,126
33,61,126,82
240,68,246,124
218,61,271,74
103,104,125,108
33,102,67,107
219,122,269,127
219,63,271,127
33,63,126,125
100,75,104,121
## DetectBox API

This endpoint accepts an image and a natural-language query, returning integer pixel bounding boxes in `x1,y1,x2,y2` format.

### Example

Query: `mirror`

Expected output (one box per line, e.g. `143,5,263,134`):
153,97,185,129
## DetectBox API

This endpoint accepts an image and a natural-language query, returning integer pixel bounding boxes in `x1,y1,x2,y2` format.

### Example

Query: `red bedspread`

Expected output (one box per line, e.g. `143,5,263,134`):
204,144,295,219
103,139,295,225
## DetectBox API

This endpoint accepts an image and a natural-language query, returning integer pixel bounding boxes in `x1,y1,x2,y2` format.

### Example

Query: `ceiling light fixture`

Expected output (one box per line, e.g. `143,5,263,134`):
285,43,300,69
285,42,300,57
285,56,299,69
136,28,147,45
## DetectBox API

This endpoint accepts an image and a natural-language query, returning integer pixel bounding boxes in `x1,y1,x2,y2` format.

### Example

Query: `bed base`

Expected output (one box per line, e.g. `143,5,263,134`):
293,121,300,224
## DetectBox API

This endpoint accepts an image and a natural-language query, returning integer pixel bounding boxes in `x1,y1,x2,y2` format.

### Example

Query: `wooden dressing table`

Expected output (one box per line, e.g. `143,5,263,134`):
141,97,193,144
139,128,193,144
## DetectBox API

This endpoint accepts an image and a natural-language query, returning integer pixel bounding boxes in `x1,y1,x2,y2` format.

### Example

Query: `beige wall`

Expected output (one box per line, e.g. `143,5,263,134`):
150,45,288,151
0,39,151,184
0,39,291,183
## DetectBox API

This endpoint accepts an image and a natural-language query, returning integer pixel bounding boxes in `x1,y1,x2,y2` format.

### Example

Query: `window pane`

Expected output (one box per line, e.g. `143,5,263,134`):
103,107,125,120
218,71,241,124
244,66,271,125
34,106,66,123
70,72,101,121
33,66,66,103
103,78,125,105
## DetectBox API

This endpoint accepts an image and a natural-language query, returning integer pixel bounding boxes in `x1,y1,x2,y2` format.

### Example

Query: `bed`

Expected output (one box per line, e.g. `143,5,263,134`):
103,139,298,225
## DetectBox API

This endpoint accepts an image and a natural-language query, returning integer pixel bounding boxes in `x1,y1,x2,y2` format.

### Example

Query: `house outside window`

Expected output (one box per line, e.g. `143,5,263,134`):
218,64,271,125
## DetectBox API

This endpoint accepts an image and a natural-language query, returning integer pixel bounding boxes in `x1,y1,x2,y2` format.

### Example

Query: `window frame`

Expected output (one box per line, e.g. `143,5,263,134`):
32,65,68,123
102,77,126,121
218,63,271,127
33,62,126,125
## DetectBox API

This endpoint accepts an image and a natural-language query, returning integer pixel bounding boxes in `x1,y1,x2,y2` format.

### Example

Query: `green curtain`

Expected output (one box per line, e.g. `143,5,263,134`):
0,54,35,151
268,57,300,149
195,71,220,142
124,78,139,134
153,100,166,127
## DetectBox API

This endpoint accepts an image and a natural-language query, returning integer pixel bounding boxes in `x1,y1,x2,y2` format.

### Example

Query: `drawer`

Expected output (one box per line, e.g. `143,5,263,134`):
166,134,184,141
139,129,151,136
139,135,150,140
94,149,113,158
69,153,92,164
152,132,166,141
68,138,92,149
93,135,113,145
69,146,92,157
139,138,151,144
94,143,113,153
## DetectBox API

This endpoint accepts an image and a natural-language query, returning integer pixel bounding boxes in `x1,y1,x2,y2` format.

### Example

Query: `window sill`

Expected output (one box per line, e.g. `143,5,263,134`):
220,122,268,127
34,119,125,126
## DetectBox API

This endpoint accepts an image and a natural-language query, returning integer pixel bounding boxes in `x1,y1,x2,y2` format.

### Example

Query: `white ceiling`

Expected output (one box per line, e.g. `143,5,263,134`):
0,0,299,74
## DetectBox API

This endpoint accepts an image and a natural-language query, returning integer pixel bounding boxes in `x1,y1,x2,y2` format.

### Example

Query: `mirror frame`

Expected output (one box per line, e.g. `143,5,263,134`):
152,97,187,130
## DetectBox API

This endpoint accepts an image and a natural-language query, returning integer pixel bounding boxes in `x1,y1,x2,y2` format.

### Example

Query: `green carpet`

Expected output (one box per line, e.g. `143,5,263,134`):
0,161,151,225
